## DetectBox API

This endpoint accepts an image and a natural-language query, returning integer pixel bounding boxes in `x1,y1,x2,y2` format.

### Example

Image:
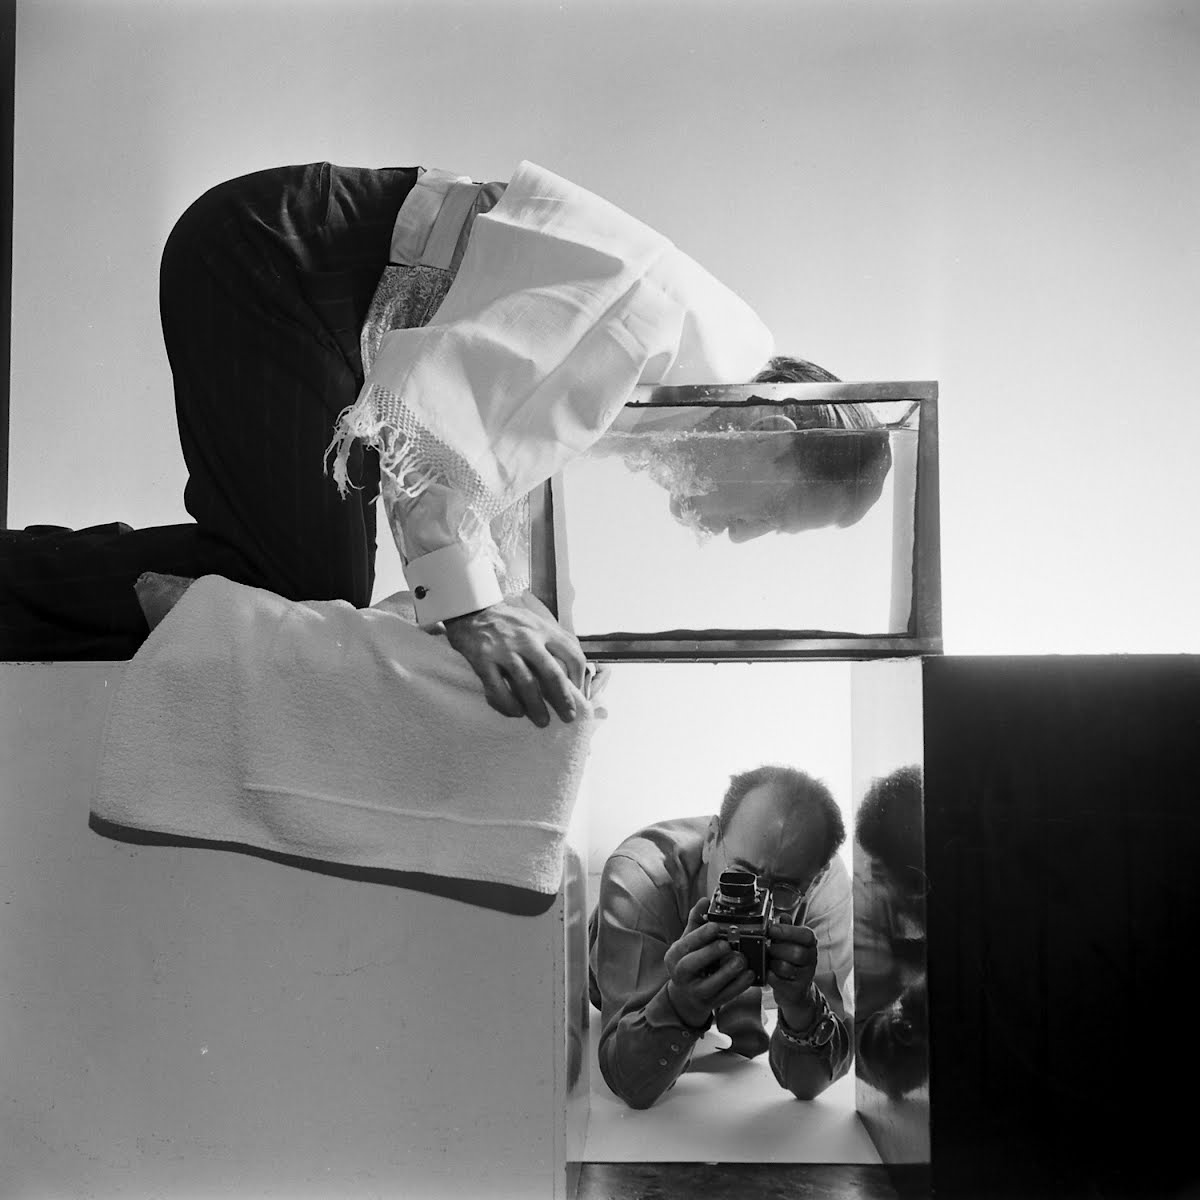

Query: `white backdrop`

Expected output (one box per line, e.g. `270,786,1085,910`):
9,0,1200,652
582,662,853,878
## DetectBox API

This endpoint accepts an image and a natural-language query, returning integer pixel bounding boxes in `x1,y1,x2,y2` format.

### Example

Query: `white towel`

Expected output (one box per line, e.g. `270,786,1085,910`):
91,575,598,894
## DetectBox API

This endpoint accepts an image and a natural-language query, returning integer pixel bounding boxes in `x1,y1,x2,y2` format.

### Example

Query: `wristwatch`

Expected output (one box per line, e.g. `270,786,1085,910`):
776,987,839,1051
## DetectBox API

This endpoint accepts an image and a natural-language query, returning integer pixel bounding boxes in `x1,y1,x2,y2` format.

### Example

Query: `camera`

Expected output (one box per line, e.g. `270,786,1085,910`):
703,869,773,987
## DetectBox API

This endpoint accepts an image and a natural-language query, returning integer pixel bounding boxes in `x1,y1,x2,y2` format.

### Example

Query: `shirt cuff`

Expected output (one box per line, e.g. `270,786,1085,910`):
646,986,713,1036
405,543,504,625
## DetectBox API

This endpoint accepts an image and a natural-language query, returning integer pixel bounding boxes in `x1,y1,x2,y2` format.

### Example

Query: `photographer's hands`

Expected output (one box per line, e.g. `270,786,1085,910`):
767,914,821,1029
663,897,757,1029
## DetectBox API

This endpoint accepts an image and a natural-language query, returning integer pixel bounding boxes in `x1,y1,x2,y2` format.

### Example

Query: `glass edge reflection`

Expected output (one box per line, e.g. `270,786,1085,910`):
627,381,939,405
579,636,943,662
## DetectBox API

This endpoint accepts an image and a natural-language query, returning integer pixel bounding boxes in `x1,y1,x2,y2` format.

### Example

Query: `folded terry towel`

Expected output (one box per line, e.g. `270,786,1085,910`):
92,575,598,894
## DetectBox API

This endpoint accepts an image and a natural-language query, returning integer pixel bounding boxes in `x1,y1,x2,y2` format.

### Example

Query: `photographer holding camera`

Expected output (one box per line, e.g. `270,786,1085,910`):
588,766,852,1110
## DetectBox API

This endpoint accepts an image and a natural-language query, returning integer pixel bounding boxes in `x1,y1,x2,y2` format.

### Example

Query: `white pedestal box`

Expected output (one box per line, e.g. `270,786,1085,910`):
1,662,588,1200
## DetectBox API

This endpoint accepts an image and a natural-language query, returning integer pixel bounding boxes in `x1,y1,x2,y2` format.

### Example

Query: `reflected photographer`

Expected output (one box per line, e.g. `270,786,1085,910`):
853,764,929,1099
588,765,853,1110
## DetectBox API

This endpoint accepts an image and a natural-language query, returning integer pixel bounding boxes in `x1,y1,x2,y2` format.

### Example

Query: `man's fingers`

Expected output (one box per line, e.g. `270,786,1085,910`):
683,897,711,935
768,955,816,983
696,951,748,995
767,958,812,984
677,921,723,958
477,665,525,719
768,923,818,977
528,648,586,723
769,922,817,947
676,937,734,983
710,970,757,1010
587,664,612,702
519,589,586,688
699,956,756,1006
546,637,588,691
666,902,715,973
768,939,817,969
441,595,596,729
500,661,552,728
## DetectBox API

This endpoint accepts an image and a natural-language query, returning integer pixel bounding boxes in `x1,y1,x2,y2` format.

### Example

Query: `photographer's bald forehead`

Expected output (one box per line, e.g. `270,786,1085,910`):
715,781,830,881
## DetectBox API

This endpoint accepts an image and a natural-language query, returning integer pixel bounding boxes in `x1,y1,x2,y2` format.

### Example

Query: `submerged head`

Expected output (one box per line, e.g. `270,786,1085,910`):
662,356,894,543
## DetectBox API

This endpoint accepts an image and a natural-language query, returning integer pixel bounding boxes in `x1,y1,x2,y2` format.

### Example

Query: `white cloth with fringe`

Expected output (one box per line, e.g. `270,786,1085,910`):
327,159,773,625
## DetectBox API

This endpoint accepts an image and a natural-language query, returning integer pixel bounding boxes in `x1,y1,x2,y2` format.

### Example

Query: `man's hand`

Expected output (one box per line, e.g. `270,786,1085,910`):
442,592,589,728
663,897,756,1028
767,915,821,1027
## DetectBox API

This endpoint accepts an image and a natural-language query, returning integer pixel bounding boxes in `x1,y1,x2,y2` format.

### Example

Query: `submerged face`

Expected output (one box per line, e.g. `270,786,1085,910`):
667,434,855,542
616,407,889,543
704,781,831,917
671,474,854,542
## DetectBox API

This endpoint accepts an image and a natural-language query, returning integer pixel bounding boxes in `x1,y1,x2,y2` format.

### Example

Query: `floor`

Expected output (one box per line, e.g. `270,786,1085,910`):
581,996,879,1164
575,1162,925,1199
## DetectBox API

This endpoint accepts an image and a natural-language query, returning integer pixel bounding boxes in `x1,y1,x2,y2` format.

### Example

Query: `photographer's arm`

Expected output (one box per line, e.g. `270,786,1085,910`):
590,857,708,1109
767,859,855,1100
590,859,756,1109
768,977,853,1101
597,983,709,1111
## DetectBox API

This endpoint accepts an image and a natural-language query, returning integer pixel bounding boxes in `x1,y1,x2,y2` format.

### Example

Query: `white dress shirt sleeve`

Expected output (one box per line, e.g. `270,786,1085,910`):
329,160,773,626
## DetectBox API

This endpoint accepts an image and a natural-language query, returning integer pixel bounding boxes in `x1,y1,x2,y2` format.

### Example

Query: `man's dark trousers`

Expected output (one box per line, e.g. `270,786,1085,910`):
1,162,418,660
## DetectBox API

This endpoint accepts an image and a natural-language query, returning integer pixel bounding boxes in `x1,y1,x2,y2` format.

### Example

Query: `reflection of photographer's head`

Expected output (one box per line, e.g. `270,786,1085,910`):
702,765,846,913
664,356,894,543
856,764,926,902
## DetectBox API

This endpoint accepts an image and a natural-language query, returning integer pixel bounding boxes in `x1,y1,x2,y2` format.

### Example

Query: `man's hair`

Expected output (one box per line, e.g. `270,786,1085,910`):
855,764,924,871
753,355,840,385
751,356,893,528
717,764,846,866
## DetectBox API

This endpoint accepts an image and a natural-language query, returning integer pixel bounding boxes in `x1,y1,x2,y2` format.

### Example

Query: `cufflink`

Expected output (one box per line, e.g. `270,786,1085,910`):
406,544,503,624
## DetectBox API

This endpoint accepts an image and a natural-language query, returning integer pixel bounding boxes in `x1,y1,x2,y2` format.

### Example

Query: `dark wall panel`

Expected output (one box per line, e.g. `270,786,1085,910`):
1,0,13,528
923,656,1200,1199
